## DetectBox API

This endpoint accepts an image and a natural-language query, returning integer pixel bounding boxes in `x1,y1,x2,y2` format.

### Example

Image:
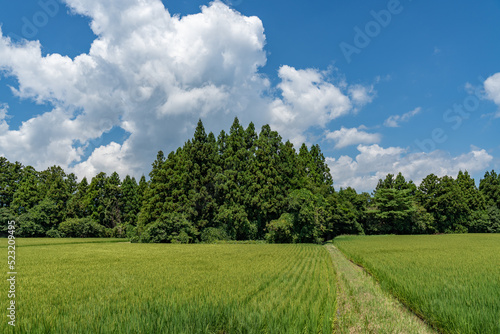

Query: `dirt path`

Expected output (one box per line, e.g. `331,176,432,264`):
326,245,437,334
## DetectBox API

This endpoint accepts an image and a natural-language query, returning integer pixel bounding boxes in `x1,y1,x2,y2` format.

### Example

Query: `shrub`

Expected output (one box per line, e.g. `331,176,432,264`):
126,224,138,239
17,219,45,237
265,213,295,243
0,208,16,237
201,227,229,243
59,218,106,238
139,213,197,243
46,228,62,238
487,205,500,233
110,224,128,238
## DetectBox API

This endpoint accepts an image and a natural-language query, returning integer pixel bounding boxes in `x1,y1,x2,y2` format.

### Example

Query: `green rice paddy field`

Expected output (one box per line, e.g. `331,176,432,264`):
335,234,500,334
1,240,335,333
1,234,499,333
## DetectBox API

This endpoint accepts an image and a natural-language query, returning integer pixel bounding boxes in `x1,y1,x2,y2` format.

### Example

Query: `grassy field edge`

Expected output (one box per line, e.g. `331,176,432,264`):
325,244,436,334
0,237,127,248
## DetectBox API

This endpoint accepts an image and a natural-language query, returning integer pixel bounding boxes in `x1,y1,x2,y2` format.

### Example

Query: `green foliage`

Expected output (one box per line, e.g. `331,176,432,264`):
286,188,327,243
17,219,45,237
327,190,365,237
0,207,15,236
200,227,230,243
108,223,129,238
248,124,287,235
121,175,140,225
265,189,329,244
2,120,500,241
214,204,255,240
66,177,89,218
417,174,470,233
11,166,41,215
298,144,333,196
15,198,59,236
139,213,197,243
479,170,500,207
376,172,417,193
46,228,62,238
39,165,71,225
137,118,337,242
0,158,23,208
408,204,435,234
368,187,433,234
486,205,500,233
413,170,497,234
265,213,295,243
59,218,107,238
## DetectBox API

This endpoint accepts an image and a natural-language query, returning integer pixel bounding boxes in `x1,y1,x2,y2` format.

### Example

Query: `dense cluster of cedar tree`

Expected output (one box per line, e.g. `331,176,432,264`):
1,118,499,242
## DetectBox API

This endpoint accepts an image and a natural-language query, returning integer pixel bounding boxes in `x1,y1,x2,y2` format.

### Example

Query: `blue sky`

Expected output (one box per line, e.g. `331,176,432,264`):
0,0,499,191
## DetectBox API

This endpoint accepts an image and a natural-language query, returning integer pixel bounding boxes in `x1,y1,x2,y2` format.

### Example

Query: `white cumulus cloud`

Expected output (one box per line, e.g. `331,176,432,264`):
269,66,369,145
384,107,421,127
484,73,500,116
327,144,493,192
325,127,381,149
0,0,373,180
348,84,375,108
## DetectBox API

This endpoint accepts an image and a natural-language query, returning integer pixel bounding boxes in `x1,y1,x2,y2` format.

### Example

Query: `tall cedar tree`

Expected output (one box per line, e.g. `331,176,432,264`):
3,119,500,240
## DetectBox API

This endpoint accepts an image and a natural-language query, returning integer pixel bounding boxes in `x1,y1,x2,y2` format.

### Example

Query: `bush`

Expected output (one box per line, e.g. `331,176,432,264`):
139,213,197,243
59,218,107,238
140,220,169,243
0,208,16,237
170,231,192,244
46,228,62,238
110,224,128,238
265,213,295,243
201,227,229,243
126,224,138,239
214,205,256,240
487,206,500,233
17,219,45,237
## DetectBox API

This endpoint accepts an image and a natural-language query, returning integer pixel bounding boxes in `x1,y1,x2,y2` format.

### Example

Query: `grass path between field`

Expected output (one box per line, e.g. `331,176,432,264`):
325,244,437,334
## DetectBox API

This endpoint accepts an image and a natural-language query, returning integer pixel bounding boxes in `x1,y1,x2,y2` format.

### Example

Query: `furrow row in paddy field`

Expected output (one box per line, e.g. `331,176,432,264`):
333,234,500,334
1,242,337,334
326,243,437,334
4,236,496,333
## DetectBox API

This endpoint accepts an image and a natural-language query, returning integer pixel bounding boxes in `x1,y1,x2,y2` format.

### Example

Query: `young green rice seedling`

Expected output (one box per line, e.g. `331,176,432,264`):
0,240,336,333
335,234,500,334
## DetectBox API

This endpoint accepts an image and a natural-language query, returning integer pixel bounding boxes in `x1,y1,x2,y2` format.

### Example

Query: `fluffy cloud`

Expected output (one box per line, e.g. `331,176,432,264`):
348,84,375,108
0,106,84,169
70,141,142,181
269,66,368,145
0,0,372,180
0,103,9,133
484,73,500,115
325,126,381,149
0,0,269,178
327,144,493,192
384,107,421,127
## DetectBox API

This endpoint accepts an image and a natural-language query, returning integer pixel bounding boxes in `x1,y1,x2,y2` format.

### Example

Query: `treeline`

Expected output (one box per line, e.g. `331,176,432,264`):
1,118,499,242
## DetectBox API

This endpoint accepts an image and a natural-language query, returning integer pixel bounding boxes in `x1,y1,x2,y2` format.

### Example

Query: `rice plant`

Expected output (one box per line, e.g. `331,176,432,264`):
334,234,500,334
1,240,336,333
